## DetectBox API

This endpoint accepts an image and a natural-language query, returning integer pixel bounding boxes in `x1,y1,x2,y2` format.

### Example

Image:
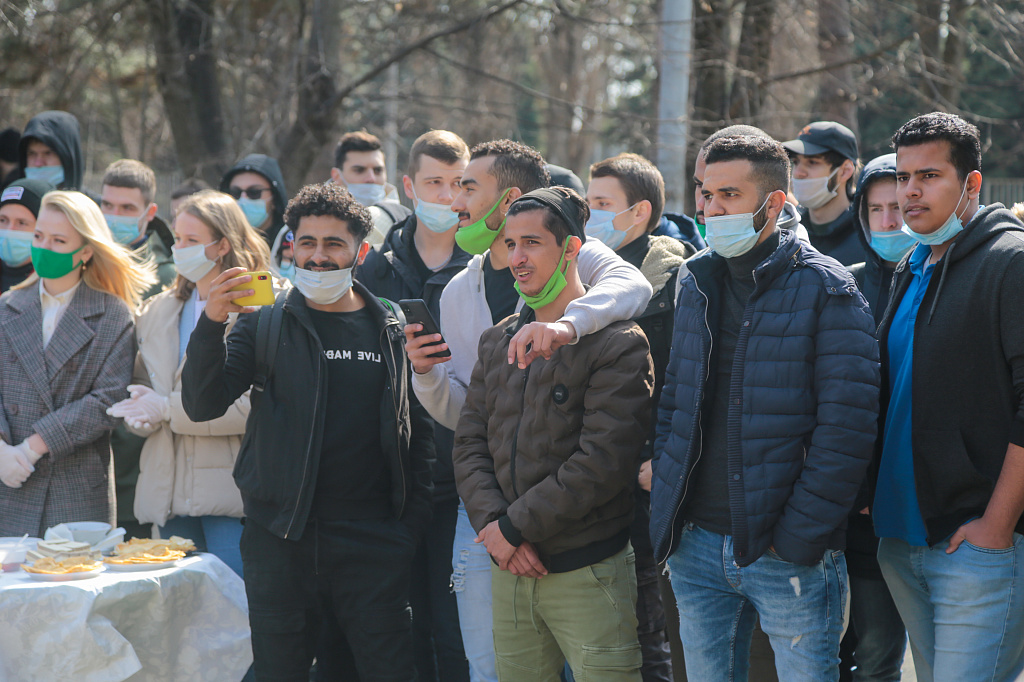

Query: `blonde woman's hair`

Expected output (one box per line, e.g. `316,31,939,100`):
172,190,272,301
14,190,157,309
1012,202,1024,223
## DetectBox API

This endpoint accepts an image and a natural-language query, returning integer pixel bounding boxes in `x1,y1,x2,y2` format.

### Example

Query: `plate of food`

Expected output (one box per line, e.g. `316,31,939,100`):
103,536,197,572
22,555,104,581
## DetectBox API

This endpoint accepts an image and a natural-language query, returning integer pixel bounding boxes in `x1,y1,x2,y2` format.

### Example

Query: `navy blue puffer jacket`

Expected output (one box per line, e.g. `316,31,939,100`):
650,229,880,567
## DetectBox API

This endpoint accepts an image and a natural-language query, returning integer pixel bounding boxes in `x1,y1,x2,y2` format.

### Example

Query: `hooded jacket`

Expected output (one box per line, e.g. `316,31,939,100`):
18,111,85,191
220,154,288,250
454,310,654,572
848,154,899,326
800,203,868,266
651,229,880,567
873,204,1024,544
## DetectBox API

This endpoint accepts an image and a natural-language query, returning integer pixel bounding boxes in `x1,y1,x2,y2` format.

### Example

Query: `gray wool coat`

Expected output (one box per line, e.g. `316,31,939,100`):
0,281,135,536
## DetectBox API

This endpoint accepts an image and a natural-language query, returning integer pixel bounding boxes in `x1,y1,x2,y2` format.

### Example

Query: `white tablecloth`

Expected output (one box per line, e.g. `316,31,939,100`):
0,553,252,681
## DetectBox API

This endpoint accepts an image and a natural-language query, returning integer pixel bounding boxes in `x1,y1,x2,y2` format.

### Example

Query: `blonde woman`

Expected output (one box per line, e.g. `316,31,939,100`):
108,190,272,576
0,190,155,536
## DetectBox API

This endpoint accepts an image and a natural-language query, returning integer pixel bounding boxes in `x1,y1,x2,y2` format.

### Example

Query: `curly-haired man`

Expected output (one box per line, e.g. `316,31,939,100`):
182,181,436,681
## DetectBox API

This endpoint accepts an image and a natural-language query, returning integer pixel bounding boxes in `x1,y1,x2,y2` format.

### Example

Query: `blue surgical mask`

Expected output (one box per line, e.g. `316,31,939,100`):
0,229,34,266
870,230,917,263
25,165,65,186
237,197,269,228
412,187,459,233
278,259,296,282
900,181,969,246
704,194,772,258
585,204,638,251
347,183,387,207
105,213,143,245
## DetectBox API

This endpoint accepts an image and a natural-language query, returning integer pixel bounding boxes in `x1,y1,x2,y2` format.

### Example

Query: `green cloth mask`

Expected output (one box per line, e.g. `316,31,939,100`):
454,188,511,255
514,239,570,310
31,244,85,279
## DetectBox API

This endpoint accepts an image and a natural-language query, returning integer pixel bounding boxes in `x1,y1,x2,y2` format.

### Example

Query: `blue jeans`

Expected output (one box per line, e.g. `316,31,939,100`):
452,503,497,682
160,515,243,577
877,534,1024,682
667,523,847,682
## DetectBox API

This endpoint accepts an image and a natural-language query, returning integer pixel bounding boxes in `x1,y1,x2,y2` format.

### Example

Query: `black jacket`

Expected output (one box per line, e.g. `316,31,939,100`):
18,111,85,192
800,204,868,266
848,154,898,328
874,204,1024,544
181,283,435,541
357,216,471,501
845,154,899,576
220,154,289,250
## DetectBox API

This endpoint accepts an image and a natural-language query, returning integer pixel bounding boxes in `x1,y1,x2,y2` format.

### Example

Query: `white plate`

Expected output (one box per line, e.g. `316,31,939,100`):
103,558,182,572
23,566,104,582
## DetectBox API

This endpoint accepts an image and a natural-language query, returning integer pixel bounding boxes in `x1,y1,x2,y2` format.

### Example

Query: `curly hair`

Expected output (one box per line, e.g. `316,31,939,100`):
891,112,981,182
469,139,550,194
285,182,372,242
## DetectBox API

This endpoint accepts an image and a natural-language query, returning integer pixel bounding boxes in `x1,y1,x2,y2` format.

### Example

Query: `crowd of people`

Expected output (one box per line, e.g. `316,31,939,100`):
0,107,1021,682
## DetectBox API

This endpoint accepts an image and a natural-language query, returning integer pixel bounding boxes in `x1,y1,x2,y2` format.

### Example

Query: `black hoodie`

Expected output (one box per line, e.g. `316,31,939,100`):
848,153,899,327
18,111,85,191
800,203,868,266
873,203,1024,545
219,154,289,249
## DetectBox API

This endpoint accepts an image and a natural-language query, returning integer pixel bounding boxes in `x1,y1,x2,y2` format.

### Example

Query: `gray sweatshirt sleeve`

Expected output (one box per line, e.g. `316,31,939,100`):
412,363,465,432
560,239,653,341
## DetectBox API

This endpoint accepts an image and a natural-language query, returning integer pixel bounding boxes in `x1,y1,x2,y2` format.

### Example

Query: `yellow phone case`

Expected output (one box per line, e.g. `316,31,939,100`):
231,271,275,306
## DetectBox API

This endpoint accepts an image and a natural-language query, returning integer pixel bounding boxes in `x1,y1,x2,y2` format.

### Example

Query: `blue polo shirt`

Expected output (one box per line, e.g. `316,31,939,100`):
874,243,932,546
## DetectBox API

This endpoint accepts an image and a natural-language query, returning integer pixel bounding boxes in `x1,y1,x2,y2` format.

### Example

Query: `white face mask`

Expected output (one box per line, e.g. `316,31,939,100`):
294,264,355,305
792,167,840,210
347,183,387,207
173,241,218,283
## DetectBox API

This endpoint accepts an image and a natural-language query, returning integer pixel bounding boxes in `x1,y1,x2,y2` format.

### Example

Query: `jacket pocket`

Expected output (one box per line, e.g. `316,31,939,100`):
912,429,994,520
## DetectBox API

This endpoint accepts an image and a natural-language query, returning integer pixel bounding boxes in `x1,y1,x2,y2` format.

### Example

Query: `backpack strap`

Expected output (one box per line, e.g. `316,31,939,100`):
253,294,286,393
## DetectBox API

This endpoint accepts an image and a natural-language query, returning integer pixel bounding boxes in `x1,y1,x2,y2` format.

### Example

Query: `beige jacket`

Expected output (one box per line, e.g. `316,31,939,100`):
129,289,249,526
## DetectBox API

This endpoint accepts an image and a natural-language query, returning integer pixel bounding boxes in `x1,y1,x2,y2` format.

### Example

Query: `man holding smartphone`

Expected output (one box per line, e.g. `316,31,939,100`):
181,182,435,681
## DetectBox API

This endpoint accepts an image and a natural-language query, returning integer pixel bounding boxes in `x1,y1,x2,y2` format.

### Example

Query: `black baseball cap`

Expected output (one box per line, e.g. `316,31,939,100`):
0,178,54,218
782,121,859,161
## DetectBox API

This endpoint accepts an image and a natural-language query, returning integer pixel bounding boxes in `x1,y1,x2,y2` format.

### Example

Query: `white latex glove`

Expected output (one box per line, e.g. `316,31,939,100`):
106,384,171,430
0,440,34,488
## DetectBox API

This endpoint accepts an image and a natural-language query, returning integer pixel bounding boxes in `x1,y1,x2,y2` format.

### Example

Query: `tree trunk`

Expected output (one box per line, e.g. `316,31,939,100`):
276,0,344,193
657,0,693,213
145,0,230,185
814,0,857,130
728,0,775,121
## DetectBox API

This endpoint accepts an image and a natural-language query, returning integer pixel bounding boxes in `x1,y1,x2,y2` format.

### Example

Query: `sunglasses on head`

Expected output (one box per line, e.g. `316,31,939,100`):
227,185,271,201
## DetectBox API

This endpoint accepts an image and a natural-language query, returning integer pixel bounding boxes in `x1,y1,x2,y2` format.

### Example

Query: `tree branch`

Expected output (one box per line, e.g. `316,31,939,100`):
324,0,526,110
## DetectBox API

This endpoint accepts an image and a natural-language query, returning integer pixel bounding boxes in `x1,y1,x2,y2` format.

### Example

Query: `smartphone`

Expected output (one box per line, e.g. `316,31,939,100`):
398,299,451,359
230,271,275,307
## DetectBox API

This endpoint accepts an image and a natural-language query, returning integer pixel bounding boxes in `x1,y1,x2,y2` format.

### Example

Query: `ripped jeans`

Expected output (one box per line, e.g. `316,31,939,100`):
452,503,498,682
667,523,847,682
